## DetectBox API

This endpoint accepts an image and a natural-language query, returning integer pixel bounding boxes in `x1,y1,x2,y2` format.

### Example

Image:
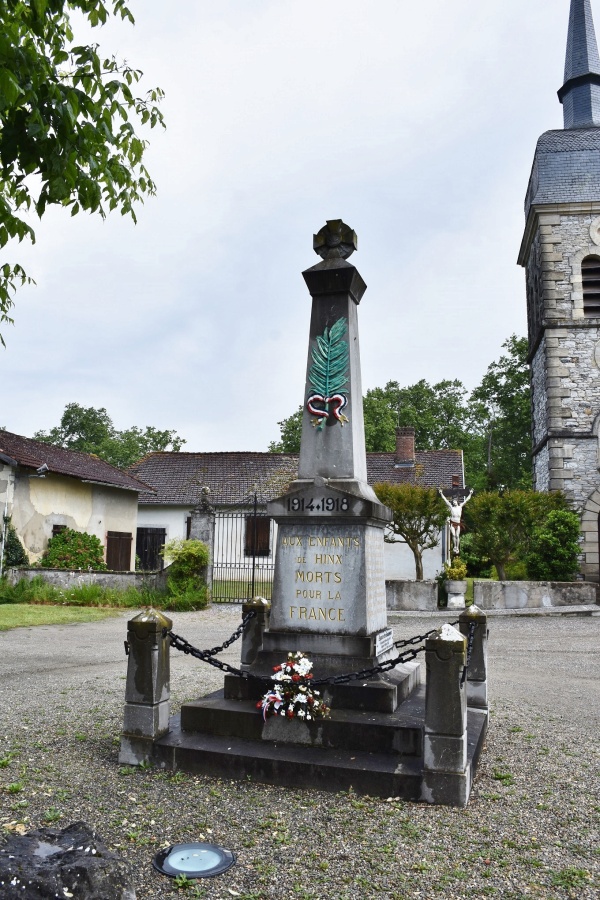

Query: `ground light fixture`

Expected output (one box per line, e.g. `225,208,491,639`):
153,842,236,879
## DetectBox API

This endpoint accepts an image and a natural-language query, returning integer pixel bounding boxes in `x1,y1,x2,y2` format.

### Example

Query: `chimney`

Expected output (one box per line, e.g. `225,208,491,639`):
394,427,415,467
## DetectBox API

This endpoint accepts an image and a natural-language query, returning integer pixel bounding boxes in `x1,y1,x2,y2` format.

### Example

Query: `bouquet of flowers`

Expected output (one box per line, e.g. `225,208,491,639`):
258,651,330,722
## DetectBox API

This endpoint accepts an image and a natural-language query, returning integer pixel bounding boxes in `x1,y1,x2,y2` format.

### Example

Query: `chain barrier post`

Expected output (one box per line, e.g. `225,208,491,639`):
421,624,470,807
240,598,271,667
458,605,489,717
119,608,172,766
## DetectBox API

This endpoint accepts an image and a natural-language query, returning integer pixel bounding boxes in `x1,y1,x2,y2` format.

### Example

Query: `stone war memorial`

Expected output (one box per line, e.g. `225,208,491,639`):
120,221,489,806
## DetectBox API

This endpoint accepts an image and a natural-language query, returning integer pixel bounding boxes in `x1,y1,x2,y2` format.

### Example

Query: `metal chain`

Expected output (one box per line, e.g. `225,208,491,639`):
394,629,437,649
167,630,260,680
166,614,469,687
392,619,459,650
310,646,423,685
163,609,256,660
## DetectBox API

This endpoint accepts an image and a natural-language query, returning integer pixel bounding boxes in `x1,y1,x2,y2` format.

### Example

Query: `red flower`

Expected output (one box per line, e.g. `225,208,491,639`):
308,696,314,705
256,701,262,709
273,665,282,672
287,708,294,717
292,674,300,682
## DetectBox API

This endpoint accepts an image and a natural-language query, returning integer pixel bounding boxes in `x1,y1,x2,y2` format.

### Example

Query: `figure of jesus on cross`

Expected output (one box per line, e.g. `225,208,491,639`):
438,488,474,556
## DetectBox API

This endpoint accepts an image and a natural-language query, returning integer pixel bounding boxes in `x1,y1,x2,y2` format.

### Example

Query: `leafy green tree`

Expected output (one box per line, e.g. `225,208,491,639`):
41,527,106,570
268,406,303,453
373,483,448,581
34,402,185,468
464,490,571,581
160,538,210,611
367,379,473,452
1,517,28,568
526,509,581,582
470,335,532,490
0,0,164,344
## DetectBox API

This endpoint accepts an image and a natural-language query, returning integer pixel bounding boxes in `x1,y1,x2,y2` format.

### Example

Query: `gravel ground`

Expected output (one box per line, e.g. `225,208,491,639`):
0,605,599,900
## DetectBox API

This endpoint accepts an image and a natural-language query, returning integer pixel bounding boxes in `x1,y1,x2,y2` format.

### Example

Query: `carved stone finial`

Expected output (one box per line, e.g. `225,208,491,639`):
195,485,214,513
313,219,357,260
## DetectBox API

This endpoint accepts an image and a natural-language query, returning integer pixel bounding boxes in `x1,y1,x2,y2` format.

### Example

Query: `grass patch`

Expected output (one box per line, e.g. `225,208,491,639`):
0,575,209,613
0,604,121,631
212,578,272,602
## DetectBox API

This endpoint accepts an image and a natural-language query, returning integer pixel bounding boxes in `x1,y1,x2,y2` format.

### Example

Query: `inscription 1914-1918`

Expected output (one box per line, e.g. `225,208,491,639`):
286,496,353,513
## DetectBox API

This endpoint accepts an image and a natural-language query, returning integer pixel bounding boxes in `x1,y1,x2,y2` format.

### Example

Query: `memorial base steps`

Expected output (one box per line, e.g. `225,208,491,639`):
152,685,488,801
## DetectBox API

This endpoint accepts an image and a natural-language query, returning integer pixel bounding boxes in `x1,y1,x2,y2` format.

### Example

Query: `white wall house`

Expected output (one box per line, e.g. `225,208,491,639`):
0,431,150,570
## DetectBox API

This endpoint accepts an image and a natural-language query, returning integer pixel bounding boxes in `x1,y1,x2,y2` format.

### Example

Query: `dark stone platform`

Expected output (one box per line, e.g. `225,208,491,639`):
223,659,421,713
152,685,488,803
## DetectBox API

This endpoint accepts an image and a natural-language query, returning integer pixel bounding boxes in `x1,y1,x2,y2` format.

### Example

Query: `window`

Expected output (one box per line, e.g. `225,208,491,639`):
582,256,600,316
106,531,133,571
51,524,67,538
244,516,271,557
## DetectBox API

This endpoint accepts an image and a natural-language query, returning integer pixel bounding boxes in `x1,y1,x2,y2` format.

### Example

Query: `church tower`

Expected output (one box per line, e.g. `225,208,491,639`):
519,0,600,581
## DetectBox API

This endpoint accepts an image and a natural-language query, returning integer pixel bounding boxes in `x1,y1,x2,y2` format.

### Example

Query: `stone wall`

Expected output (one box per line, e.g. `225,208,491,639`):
6,566,169,592
385,580,438,611
531,337,548,450
526,207,600,580
474,580,597,610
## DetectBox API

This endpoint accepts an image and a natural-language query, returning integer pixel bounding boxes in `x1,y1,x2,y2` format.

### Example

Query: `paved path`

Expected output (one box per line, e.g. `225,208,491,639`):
1,605,598,720
1,605,599,900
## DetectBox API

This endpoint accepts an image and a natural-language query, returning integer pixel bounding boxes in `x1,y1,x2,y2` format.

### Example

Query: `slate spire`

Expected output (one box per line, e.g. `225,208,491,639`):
559,0,600,127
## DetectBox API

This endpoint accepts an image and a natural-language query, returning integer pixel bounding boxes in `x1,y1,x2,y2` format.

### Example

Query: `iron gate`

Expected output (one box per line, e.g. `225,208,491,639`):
211,507,276,603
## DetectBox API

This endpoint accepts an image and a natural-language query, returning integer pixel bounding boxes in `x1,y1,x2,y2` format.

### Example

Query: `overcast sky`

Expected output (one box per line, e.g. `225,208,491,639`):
1,0,579,452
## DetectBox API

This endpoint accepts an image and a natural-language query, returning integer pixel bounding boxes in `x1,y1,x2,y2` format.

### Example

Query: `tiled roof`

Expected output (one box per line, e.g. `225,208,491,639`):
130,452,301,506
130,450,464,506
367,450,464,489
525,127,600,213
0,430,153,493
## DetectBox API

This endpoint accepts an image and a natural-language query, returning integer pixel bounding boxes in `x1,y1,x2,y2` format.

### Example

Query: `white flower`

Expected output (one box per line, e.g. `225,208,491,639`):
280,709,286,716
297,709,306,718
306,714,312,721
296,694,308,704
295,658,313,676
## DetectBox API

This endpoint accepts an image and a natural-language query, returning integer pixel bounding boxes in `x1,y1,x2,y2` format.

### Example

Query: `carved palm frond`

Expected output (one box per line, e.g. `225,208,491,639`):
308,317,349,398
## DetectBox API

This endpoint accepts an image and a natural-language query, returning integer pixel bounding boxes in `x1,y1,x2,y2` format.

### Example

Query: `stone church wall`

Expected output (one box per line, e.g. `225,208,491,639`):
531,339,547,449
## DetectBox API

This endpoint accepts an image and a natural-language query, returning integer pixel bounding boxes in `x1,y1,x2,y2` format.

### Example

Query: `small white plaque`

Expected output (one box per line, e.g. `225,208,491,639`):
375,628,394,657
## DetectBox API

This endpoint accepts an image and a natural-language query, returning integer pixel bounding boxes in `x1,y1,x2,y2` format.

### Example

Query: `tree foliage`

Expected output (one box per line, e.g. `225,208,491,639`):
41,527,106,570
373,483,448,581
33,402,186,468
1,517,29,567
270,335,532,491
470,335,531,490
160,537,210,611
463,490,572,581
268,406,302,454
525,509,581,582
0,0,164,343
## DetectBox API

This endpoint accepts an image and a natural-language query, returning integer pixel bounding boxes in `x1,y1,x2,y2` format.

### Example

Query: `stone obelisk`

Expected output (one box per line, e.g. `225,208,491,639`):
254,221,398,704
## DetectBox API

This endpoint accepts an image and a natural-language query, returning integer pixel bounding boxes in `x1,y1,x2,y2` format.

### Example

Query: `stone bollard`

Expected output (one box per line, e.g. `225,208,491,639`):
458,605,489,717
421,623,470,807
119,608,172,766
240,598,271,667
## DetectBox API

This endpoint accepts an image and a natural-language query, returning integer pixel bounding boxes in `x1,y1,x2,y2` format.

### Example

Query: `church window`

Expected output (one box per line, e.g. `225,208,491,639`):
582,256,600,316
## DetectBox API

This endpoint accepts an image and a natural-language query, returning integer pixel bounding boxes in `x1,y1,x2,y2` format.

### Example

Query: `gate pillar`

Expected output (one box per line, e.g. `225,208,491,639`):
189,487,215,595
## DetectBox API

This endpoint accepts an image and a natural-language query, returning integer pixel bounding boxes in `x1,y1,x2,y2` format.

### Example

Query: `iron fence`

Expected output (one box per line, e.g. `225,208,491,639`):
211,503,276,603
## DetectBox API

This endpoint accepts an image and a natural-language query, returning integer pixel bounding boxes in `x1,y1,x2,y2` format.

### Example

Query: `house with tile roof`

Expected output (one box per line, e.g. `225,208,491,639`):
0,430,152,570
130,428,465,586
